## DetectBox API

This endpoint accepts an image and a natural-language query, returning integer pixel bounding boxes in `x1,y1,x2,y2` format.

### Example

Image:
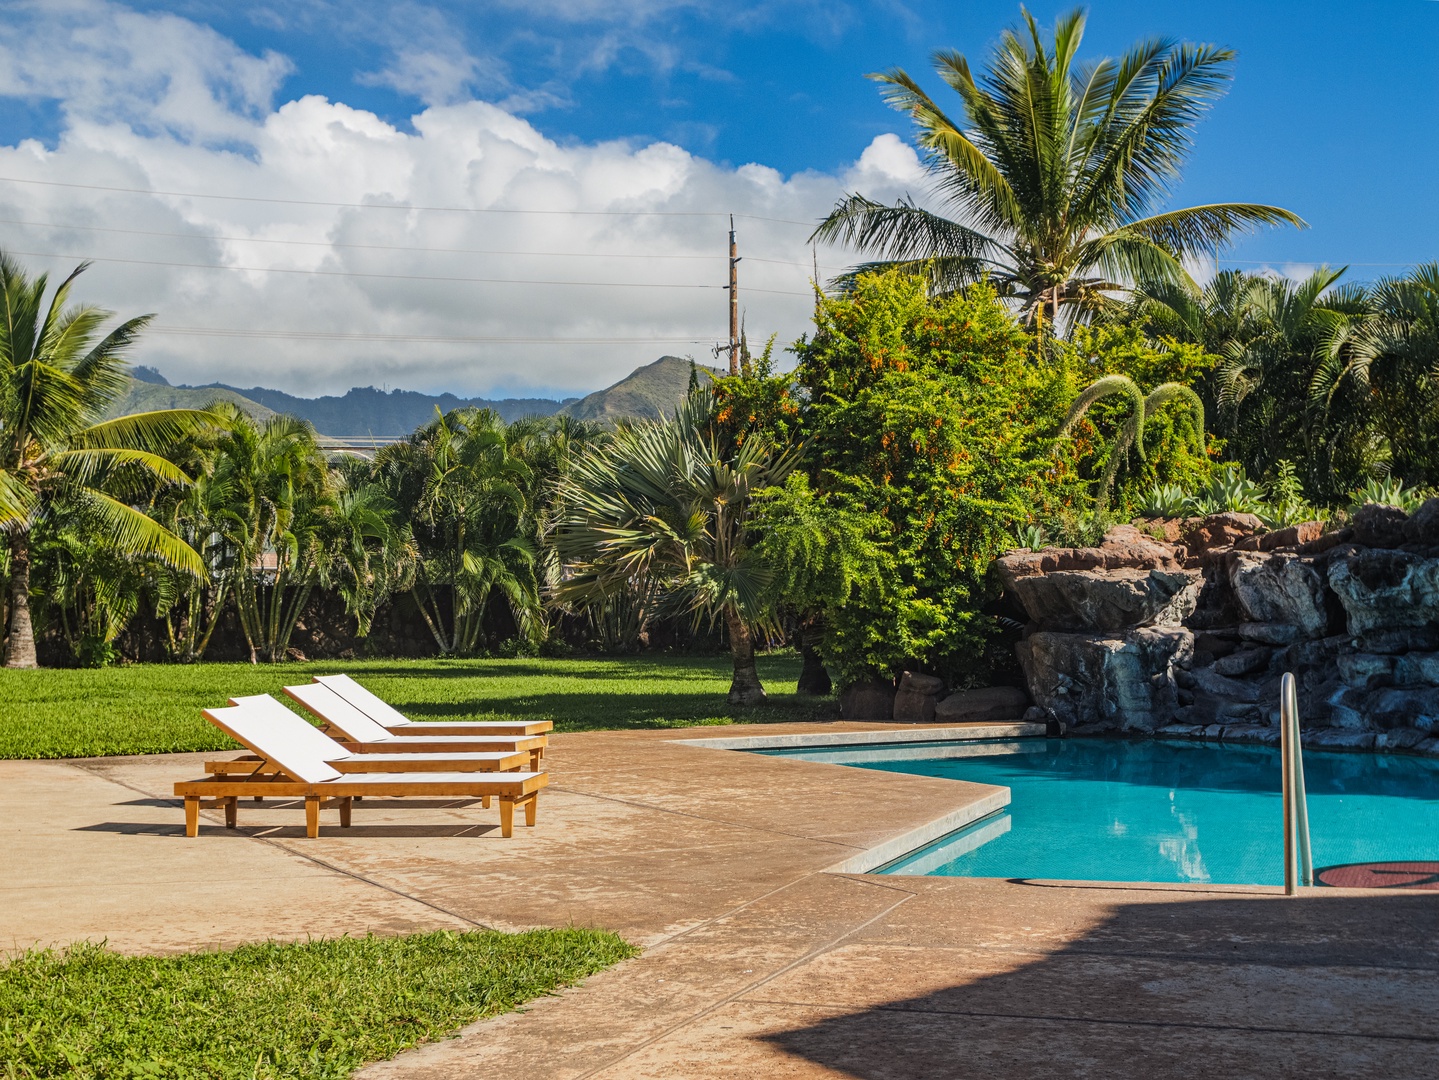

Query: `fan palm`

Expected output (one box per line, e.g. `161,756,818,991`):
0,255,211,667
812,8,1303,326
554,393,800,705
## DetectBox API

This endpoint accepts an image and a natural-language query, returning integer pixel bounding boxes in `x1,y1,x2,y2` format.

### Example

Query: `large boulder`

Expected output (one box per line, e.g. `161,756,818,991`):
1181,512,1262,553
995,524,1183,583
1226,552,1330,639
1002,567,1201,632
934,686,1029,724
839,680,895,721
997,525,1198,632
1016,626,1193,732
892,671,944,723
1328,549,1439,636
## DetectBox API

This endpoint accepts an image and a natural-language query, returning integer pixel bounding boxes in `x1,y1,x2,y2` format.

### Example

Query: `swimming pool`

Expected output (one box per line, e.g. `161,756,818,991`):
759,738,1439,885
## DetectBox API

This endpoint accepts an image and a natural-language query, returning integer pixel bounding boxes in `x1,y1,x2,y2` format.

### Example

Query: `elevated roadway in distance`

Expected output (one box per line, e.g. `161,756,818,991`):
314,435,407,460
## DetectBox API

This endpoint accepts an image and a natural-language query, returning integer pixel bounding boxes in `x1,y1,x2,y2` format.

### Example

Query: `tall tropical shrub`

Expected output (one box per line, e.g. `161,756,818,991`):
790,271,1084,688
375,408,542,655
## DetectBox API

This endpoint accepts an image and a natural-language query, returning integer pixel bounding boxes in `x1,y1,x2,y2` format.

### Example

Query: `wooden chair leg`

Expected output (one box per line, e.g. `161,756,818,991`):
499,798,514,838
184,795,200,837
224,797,238,828
305,795,320,838
482,795,491,809
524,793,537,827
339,797,352,828
530,749,542,770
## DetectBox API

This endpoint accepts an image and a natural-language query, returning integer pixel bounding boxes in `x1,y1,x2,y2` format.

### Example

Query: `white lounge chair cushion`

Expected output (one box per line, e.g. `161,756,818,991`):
314,673,414,728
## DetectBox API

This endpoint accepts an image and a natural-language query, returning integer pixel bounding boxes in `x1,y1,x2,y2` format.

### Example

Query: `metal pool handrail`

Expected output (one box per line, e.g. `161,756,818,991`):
1280,672,1314,894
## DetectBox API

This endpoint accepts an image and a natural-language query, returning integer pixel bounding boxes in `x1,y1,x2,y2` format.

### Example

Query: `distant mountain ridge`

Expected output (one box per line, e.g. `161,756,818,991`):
197,383,574,434
108,356,717,435
558,356,720,422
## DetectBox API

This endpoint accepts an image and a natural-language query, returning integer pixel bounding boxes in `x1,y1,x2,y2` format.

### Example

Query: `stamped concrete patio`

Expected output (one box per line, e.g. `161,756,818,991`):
4,720,1437,1079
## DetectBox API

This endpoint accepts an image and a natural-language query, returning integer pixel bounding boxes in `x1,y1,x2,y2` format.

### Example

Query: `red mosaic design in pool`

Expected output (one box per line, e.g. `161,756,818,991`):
1316,862,1439,889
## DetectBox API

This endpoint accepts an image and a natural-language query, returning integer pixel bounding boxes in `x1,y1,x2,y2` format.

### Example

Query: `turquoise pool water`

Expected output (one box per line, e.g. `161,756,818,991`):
760,738,1439,885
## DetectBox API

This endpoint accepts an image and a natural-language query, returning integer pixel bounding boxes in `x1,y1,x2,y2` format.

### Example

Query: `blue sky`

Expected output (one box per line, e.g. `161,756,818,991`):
0,1,1435,395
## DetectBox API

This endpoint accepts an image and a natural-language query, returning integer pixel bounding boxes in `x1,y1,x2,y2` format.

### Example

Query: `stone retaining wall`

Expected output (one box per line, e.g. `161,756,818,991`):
994,505,1439,756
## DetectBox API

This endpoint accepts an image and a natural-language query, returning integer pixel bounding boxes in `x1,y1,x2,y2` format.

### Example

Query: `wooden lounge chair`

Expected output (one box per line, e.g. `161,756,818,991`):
313,673,553,737
175,698,546,838
276,684,547,769
203,696,530,781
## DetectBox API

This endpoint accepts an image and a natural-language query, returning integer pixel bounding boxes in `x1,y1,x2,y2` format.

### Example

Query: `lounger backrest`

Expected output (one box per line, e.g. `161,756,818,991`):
314,673,413,728
282,682,393,743
208,696,344,783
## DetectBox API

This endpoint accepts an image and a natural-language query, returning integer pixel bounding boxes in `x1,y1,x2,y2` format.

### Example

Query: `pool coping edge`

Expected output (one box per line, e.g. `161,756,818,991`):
669,724,1031,875
670,721,1046,751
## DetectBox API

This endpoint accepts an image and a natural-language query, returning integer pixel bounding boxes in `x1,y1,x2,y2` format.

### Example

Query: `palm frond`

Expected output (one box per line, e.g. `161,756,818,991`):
71,490,207,577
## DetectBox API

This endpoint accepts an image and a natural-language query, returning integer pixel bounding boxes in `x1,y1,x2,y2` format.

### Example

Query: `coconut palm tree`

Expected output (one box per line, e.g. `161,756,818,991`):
554,393,800,705
0,255,210,667
811,8,1303,327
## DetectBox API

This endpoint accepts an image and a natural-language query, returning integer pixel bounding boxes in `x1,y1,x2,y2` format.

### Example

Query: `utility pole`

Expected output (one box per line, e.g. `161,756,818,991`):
728,215,740,375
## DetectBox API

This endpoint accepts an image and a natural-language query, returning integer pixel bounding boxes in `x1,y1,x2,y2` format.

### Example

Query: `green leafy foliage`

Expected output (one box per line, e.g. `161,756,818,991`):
554,392,800,703
0,930,637,1079
790,272,1085,686
0,254,219,666
1051,324,1217,512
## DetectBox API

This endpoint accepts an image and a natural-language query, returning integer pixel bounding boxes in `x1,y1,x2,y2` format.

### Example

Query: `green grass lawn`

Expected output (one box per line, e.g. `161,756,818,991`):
1,929,638,1079
0,653,831,759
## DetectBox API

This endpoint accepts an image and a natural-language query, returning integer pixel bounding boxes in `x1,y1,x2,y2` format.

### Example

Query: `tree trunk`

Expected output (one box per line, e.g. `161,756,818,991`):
796,628,832,696
724,607,767,706
3,532,38,669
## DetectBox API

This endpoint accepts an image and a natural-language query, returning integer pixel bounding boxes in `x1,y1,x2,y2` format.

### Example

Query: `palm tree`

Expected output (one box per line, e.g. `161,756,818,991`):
1312,264,1439,488
0,255,210,667
1129,266,1374,499
554,393,800,705
811,8,1303,327
376,408,542,655
211,411,333,663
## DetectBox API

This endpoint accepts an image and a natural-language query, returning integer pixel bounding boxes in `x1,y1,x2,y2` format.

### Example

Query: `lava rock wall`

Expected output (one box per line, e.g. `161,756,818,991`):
995,506,1439,755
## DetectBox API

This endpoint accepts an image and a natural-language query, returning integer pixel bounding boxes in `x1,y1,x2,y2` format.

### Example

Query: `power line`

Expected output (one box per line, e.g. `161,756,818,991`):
0,215,850,270
148,325,716,345
6,248,719,289
8,247,818,295
0,175,816,226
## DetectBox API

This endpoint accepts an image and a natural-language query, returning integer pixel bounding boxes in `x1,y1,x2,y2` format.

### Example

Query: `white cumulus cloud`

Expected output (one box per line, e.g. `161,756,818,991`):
0,1,927,398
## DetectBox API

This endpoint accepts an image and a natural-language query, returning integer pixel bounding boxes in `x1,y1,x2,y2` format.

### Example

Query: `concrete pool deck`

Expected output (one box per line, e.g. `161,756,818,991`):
4,720,1438,1078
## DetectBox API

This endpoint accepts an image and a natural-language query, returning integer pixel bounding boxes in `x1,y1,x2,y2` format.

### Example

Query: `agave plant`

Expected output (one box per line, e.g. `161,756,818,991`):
1012,523,1049,552
1348,477,1430,515
1138,483,1189,519
1185,465,1266,515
